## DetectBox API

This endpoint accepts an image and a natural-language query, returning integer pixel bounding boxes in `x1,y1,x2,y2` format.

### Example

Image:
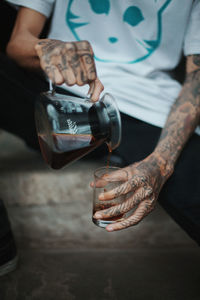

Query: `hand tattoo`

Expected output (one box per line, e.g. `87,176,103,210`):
35,39,97,86
93,54,200,232
93,154,166,232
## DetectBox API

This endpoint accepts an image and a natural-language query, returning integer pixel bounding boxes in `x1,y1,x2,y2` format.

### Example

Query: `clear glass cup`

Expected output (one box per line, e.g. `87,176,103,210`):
92,166,128,228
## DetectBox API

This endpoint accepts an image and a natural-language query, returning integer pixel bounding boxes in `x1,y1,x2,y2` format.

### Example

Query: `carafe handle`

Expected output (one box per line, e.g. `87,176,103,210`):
48,79,56,95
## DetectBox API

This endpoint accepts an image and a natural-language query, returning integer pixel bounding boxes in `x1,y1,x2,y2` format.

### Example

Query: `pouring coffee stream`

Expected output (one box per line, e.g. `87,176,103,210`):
35,81,121,169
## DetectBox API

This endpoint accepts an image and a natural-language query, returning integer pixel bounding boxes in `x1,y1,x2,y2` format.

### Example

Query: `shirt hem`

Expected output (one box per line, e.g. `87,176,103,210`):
184,43,200,56
6,0,54,17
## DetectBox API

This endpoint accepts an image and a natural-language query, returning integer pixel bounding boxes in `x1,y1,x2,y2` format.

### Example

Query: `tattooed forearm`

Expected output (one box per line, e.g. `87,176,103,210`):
155,54,200,171
93,59,200,233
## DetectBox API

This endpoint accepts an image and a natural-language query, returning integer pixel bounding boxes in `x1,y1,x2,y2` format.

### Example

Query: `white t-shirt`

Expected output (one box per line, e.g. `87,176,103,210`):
7,0,200,133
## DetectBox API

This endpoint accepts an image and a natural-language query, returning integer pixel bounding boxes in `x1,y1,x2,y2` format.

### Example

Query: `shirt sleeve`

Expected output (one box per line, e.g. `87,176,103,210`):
184,0,200,56
6,0,55,18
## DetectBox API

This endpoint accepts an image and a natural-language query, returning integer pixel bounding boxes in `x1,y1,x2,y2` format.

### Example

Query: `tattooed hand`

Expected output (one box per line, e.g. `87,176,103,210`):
92,153,173,232
35,39,104,101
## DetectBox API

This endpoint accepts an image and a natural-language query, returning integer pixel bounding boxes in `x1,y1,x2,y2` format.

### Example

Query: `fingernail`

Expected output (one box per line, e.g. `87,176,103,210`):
107,226,114,232
94,213,101,219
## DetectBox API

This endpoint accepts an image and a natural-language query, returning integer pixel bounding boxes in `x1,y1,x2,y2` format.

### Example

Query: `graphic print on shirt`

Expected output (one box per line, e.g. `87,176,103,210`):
66,0,172,64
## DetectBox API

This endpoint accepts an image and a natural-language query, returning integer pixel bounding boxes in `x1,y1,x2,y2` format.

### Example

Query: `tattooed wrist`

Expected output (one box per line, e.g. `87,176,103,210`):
151,151,174,179
153,54,200,171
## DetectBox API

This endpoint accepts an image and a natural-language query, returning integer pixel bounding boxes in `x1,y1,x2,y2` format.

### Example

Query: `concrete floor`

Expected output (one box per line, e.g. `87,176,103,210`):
0,131,199,300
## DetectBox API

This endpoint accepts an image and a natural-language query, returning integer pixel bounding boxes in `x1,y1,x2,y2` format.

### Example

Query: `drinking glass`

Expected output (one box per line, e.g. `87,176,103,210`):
92,166,128,228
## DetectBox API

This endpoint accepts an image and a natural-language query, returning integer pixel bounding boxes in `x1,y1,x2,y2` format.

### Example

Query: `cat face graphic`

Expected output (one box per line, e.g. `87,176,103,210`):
66,0,172,64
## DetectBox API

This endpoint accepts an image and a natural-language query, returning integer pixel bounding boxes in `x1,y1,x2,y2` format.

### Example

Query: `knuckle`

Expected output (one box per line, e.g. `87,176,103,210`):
146,187,153,197
130,175,140,188
65,42,76,53
44,66,52,75
66,41,74,48
82,40,90,47
88,73,96,81
139,175,148,185
82,40,94,55
53,47,61,56
60,48,67,57
82,40,91,47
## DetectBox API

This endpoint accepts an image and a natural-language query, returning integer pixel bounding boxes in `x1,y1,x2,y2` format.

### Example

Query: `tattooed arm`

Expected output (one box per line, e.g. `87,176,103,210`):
154,55,200,170
6,7,103,101
93,54,200,231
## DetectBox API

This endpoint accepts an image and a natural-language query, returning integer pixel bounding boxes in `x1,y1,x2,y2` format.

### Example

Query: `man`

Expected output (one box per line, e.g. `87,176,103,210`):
0,0,200,275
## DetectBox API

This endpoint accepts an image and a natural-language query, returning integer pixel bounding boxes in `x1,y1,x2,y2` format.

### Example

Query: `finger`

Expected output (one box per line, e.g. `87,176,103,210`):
53,66,64,85
102,169,128,182
99,173,148,200
106,199,154,232
93,169,129,189
90,78,104,102
57,51,76,86
94,187,152,219
81,53,96,82
88,82,95,96
66,43,87,86
65,42,80,85
47,55,65,85
76,59,88,86
69,54,87,86
76,40,96,82
94,178,109,188
98,180,133,200
40,60,63,84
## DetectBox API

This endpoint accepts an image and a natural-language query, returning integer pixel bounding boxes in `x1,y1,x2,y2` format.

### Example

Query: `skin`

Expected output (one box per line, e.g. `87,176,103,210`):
93,54,200,232
6,8,200,232
35,39,102,99
6,7,104,101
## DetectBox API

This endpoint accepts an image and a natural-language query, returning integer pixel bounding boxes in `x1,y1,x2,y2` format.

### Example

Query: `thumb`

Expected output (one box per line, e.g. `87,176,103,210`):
88,78,104,102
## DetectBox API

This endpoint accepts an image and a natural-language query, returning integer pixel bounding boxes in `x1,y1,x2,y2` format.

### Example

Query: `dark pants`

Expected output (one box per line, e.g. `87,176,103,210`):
0,53,200,245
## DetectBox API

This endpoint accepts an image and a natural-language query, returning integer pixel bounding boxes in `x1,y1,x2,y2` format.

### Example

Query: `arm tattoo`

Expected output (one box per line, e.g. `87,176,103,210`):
193,55,200,67
155,54,200,171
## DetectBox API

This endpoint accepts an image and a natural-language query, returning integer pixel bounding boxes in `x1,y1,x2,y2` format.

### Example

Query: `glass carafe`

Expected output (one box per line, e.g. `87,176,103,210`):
35,90,121,169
